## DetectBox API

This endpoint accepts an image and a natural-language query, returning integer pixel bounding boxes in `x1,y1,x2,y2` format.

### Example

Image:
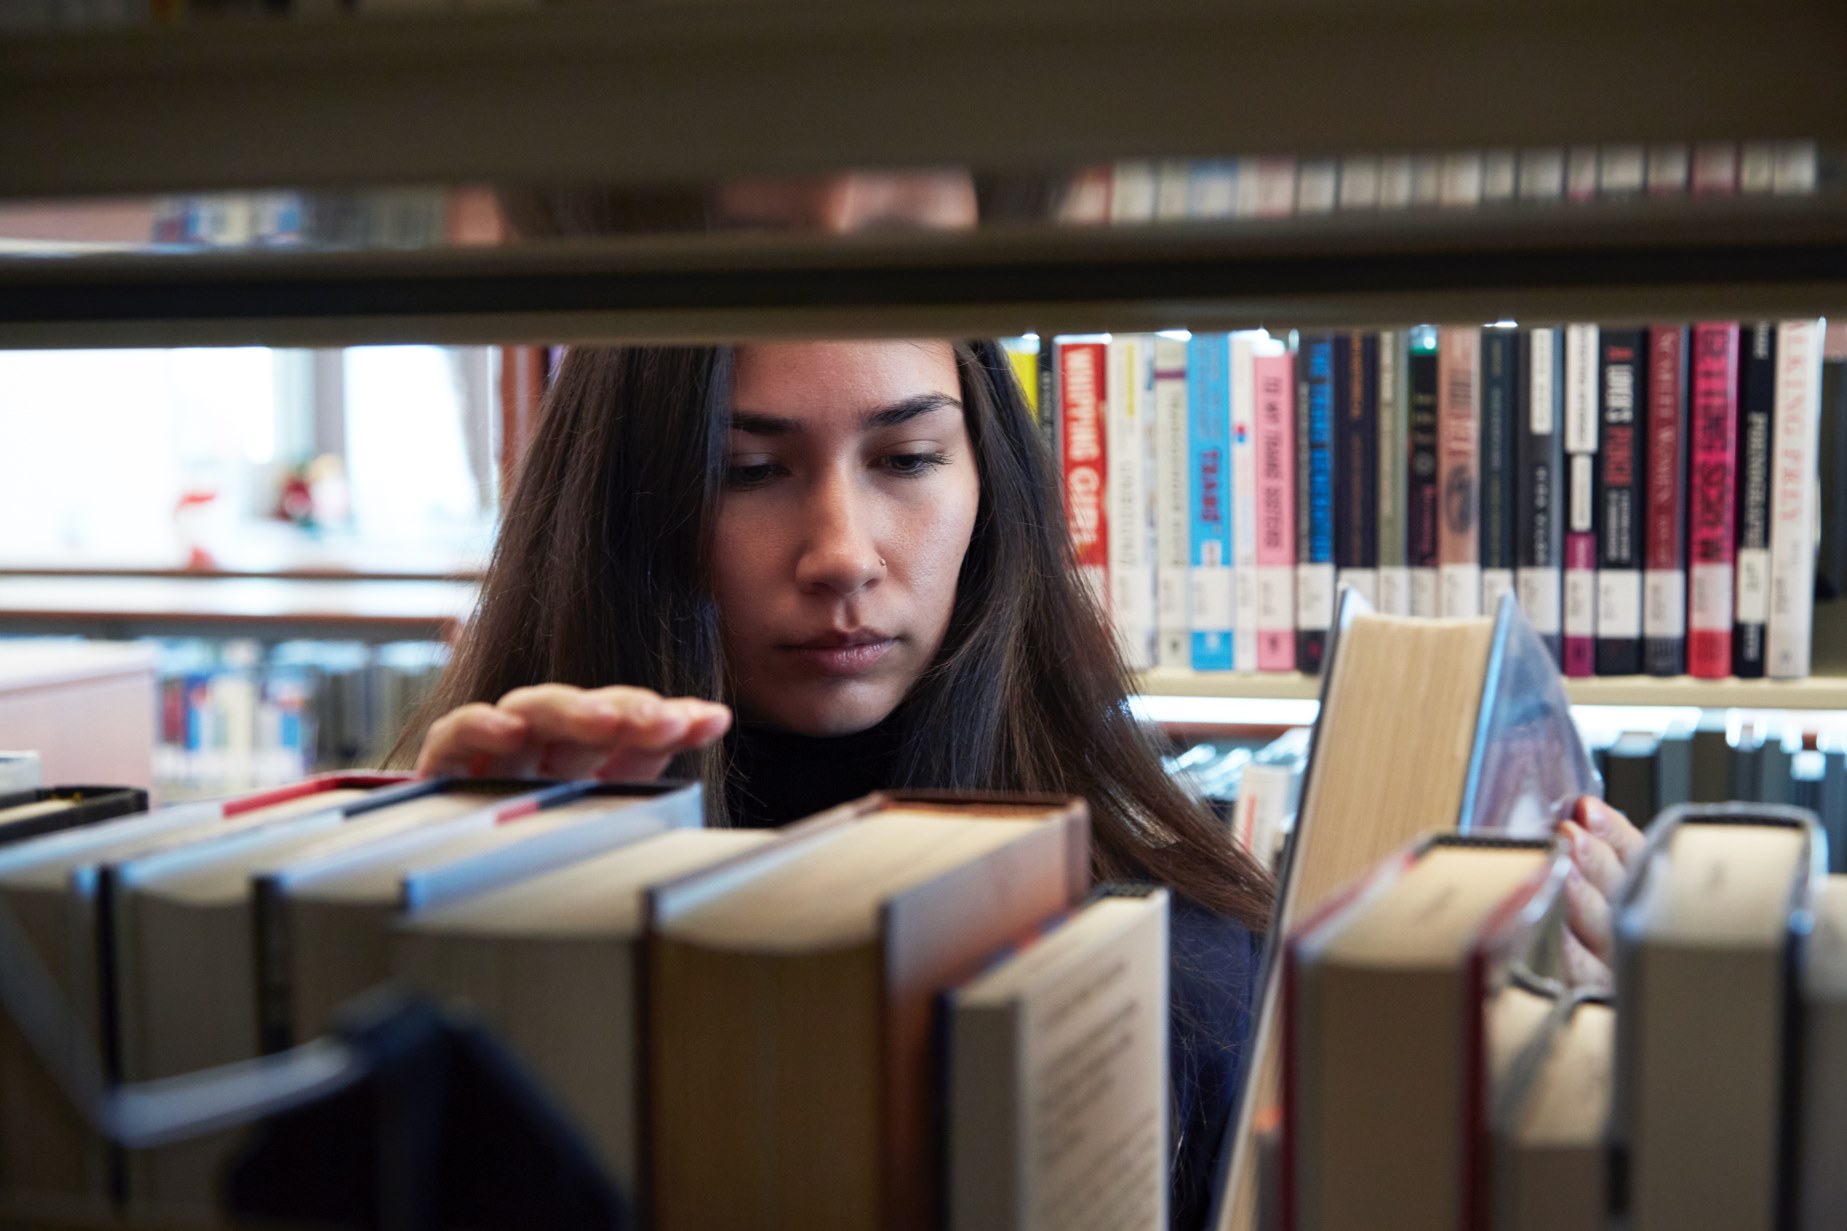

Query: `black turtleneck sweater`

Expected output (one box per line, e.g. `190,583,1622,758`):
723,719,1262,1231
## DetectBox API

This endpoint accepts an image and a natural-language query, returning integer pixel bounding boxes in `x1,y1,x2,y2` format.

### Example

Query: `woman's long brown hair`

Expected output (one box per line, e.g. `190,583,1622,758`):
403,340,1275,929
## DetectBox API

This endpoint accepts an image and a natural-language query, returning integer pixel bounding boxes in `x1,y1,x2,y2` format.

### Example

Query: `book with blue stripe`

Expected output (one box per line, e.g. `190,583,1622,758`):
1189,333,1235,670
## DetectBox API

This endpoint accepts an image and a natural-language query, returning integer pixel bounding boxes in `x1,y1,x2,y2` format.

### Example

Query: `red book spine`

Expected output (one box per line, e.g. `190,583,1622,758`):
1059,341,1110,614
1688,324,1741,677
1643,326,1688,676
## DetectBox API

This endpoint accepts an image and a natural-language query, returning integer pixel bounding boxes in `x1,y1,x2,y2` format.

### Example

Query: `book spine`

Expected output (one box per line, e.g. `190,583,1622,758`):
1375,330,1411,614
1480,327,1520,614
1768,319,1824,678
1407,331,1441,616
1438,326,1483,616
1735,322,1776,677
1107,336,1156,670
1517,327,1566,661
1564,323,1601,677
1059,341,1110,620
1296,335,1336,674
1255,348,1298,670
1688,323,1740,678
1334,333,1380,606
1187,334,1235,670
1231,335,1262,671
1644,325,1689,675
1153,338,1192,669
1596,328,1646,675
1037,342,1059,479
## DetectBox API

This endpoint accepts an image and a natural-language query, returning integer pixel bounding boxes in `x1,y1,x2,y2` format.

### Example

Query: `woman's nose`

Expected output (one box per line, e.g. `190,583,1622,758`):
794,475,884,597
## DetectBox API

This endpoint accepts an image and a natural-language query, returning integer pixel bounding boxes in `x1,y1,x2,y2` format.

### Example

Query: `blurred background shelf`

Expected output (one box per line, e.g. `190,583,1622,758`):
1,0,1843,199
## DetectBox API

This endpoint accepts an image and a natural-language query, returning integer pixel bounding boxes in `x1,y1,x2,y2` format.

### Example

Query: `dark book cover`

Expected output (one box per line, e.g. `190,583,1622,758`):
1480,328,1521,608
1734,322,1776,678
1037,341,1059,474
1644,326,1689,676
1407,338,1441,613
1596,329,1646,675
1334,333,1380,597
1817,357,1847,601
1297,334,1337,673
1516,328,1566,662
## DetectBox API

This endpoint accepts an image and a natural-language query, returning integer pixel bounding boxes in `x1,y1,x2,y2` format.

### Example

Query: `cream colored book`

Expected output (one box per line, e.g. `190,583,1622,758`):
946,886,1168,1231
1493,993,1614,1231
1286,836,1565,1231
392,826,773,1202
264,783,700,1046
650,793,1089,1231
1613,805,1820,1231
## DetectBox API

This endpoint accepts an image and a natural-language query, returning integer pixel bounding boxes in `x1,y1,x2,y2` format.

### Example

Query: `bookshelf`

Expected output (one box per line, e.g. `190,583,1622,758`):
1,0,1843,198
1138,669,1847,712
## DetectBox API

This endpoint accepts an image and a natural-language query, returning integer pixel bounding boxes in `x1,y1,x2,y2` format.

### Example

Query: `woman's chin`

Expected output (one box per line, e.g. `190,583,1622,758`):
748,680,904,738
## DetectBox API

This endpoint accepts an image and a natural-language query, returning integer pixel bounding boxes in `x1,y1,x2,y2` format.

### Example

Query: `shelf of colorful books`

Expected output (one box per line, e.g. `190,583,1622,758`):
1136,668,1847,712
0,0,1843,200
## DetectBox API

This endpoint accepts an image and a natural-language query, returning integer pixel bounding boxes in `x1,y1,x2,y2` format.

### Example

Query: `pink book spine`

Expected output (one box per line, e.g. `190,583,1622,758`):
1254,350,1297,670
1687,323,1740,678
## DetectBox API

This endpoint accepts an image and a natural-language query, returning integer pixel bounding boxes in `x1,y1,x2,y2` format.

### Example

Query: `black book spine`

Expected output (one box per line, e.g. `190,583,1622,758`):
1297,334,1337,673
1596,328,1646,675
1335,333,1380,599
1517,328,1566,662
1734,322,1776,678
1407,344,1441,615
1038,341,1059,474
1817,357,1847,601
1480,328,1521,610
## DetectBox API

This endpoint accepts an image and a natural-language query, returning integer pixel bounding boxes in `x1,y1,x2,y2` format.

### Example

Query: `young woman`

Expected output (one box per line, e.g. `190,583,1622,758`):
408,335,1644,1228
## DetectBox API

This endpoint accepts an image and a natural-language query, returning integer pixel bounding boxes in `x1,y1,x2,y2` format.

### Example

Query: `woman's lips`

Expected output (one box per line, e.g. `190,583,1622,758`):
783,637,897,677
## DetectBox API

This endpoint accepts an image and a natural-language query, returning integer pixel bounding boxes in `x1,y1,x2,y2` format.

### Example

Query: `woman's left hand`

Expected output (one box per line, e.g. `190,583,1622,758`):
1557,797,1648,990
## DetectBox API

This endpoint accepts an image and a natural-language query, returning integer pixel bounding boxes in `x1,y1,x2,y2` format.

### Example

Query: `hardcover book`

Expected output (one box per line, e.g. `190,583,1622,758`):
1375,330,1411,615
1406,328,1441,617
1516,328,1566,662
1333,333,1379,607
1612,804,1822,1231
1231,333,1264,671
1563,324,1601,678
1106,335,1156,670
1254,343,1297,671
1438,326,1482,617
1735,323,1776,677
1057,339,1110,619
1188,333,1235,671
1595,329,1646,675
1768,319,1825,679
1480,327,1521,615
1295,334,1337,673
1644,325,1689,676
1153,337,1192,669
1688,323,1741,678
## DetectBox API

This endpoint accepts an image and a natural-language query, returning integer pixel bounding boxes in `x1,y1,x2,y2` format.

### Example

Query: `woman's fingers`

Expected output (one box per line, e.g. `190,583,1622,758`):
1562,819,1629,901
416,704,529,777
1577,796,1648,868
1561,841,1618,966
1560,927,1613,992
590,698,733,781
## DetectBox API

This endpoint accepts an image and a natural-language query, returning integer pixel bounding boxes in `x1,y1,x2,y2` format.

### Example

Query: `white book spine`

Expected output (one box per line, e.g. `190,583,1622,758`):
1108,337,1156,670
1107,162,1158,223
1295,161,1338,214
1768,319,1824,678
1519,148,1567,202
1153,340,1192,669
1230,334,1261,671
1377,156,1415,210
1410,568,1438,617
1482,568,1516,615
1441,563,1482,617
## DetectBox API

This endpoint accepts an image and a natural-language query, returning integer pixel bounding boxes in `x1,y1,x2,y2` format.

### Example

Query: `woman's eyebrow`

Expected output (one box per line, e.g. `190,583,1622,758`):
728,392,962,437
862,392,962,430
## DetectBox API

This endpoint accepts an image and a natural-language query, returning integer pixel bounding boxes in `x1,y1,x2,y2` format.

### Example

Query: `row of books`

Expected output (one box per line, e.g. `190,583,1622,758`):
1278,808,1845,1231
1062,141,1830,226
1041,321,1842,681
0,774,1162,1230
151,638,445,794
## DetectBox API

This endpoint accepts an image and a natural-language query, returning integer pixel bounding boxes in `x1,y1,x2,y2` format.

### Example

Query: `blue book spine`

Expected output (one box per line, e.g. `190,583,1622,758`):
1189,333,1235,669
1296,334,1338,673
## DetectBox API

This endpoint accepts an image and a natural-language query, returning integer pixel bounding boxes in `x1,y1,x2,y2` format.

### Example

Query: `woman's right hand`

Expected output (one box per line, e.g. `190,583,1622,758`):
414,684,732,782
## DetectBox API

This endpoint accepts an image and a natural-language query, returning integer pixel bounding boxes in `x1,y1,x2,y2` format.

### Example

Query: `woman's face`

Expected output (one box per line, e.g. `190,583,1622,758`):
712,340,981,736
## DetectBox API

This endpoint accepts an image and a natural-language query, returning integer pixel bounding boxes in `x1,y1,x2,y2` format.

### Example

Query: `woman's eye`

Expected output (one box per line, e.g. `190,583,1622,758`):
882,451,950,477
724,461,783,488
